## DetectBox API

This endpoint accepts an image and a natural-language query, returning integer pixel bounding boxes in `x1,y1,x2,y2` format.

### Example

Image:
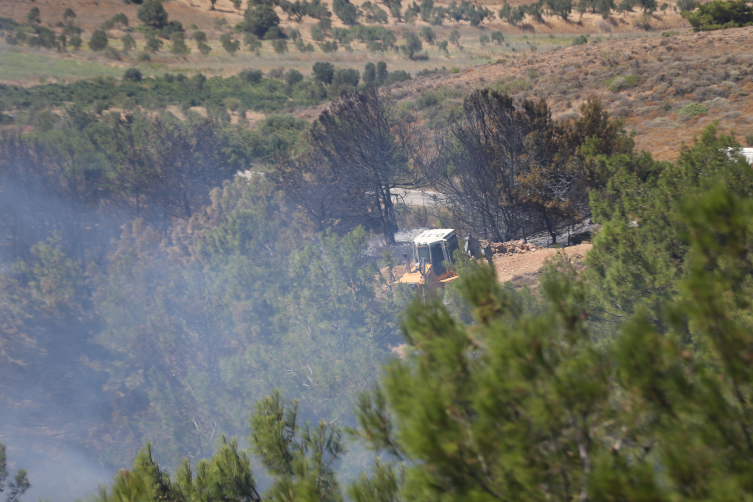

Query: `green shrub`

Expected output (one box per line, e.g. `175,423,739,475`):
479,34,490,45
89,30,109,51
295,39,315,52
607,74,639,91
198,42,212,55
333,0,360,25
313,62,335,84
285,69,303,85
679,102,708,116
572,34,588,45
420,26,436,44
491,31,504,43
137,0,168,28
244,5,280,38
243,32,262,51
171,32,190,54
449,29,460,46
450,66,460,73
239,68,263,83
319,40,338,52
310,24,325,41
145,35,163,52
220,33,240,54
121,34,136,51
746,133,753,146
123,68,143,82
677,0,696,11
401,32,423,59
383,70,411,86
682,0,753,30
437,40,449,53
271,38,287,53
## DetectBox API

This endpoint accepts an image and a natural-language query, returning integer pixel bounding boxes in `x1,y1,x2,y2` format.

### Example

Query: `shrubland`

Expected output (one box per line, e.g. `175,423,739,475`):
18,115,752,501
4,0,753,498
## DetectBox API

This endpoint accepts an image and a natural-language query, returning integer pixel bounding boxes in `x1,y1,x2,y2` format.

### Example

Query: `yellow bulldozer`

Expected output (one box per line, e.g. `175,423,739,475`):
397,229,493,288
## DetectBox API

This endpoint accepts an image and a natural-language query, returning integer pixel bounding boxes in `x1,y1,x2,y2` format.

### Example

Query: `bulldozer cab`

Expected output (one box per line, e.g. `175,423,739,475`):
397,229,460,287
413,229,459,276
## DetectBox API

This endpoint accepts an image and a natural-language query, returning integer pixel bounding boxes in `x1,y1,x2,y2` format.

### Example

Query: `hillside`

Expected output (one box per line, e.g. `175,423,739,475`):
379,25,753,161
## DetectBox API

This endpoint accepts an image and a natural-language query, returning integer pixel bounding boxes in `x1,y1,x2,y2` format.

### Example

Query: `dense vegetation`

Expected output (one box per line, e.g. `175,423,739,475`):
3,55,753,500
17,121,749,501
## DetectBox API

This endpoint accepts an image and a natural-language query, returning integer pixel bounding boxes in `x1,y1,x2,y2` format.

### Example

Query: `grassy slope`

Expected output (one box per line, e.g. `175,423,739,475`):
1,0,687,83
3,0,752,160
382,25,753,161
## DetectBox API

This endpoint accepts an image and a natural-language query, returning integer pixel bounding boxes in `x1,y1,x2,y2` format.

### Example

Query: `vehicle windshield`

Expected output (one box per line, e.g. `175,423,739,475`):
417,244,431,263
430,243,446,276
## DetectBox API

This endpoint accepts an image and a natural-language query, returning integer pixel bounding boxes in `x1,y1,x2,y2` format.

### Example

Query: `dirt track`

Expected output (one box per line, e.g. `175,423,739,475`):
492,242,592,283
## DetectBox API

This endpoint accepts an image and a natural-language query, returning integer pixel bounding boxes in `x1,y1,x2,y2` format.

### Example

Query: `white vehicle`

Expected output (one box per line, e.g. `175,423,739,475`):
398,229,461,287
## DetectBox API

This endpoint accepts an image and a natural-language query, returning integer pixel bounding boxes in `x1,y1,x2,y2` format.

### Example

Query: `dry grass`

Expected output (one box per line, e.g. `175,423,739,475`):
0,0,692,83
3,0,752,160
378,26,753,161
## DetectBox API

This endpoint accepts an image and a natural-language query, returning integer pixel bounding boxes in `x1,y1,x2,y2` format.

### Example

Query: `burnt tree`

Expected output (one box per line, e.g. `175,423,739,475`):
308,88,417,244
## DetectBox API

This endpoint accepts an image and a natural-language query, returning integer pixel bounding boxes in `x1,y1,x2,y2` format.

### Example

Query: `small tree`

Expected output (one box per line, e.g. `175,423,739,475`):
637,0,657,12
89,30,109,51
121,33,136,51
112,13,129,28
137,0,169,28
244,5,281,38
547,0,573,18
171,32,190,54
419,26,436,44
333,0,361,25
376,60,388,84
271,38,288,53
220,33,240,54
145,35,163,53
26,7,41,25
363,61,376,85
123,68,143,82
420,0,434,20
243,32,262,51
491,30,504,43
285,69,304,85
69,34,82,50
191,30,207,43
401,31,422,59
313,61,335,85
63,8,76,22
404,2,420,23
240,68,264,82
437,39,449,54
198,42,212,55
449,29,460,46
0,443,31,502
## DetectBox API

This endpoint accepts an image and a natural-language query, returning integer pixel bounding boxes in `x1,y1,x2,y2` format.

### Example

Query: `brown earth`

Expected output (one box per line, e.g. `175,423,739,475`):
491,241,592,283
386,240,592,286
